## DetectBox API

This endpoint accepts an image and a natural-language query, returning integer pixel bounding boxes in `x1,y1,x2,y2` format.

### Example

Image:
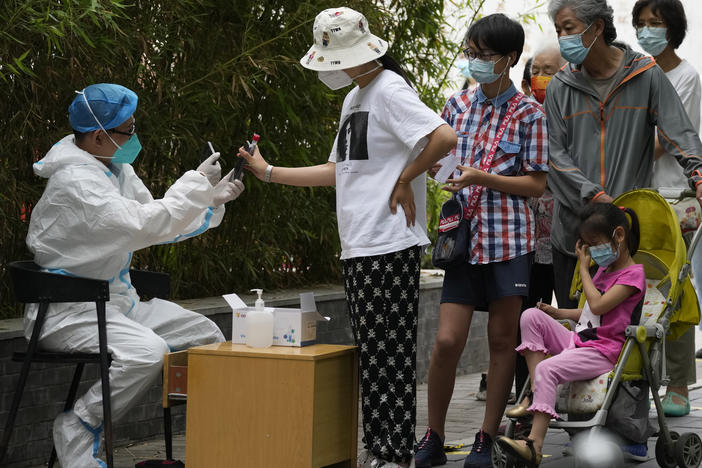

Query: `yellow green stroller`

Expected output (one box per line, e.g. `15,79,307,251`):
494,189,702,467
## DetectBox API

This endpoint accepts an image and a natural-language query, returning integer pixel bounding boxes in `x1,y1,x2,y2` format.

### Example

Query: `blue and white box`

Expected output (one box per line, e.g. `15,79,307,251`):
224,292,329,347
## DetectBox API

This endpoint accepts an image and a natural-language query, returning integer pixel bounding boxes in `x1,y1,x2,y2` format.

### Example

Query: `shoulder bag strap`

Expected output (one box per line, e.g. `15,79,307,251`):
463,92,524,218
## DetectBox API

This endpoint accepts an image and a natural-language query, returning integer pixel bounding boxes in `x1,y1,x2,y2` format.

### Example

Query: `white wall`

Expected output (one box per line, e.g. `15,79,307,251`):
444,0,702,97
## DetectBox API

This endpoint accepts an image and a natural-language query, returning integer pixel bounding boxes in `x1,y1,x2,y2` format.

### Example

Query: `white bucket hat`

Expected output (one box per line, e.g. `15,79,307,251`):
299,7,389,71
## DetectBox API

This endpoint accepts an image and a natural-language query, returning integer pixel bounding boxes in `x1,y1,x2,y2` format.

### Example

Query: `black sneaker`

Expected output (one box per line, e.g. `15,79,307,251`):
415,427,447,468
463,430,493,468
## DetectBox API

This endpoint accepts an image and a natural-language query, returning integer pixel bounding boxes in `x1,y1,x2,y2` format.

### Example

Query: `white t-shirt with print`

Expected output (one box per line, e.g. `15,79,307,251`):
328,70,446,260
653,59,702,189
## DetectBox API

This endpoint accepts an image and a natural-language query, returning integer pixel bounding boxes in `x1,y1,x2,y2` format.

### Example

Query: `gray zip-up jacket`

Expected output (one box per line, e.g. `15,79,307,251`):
546,45,702,255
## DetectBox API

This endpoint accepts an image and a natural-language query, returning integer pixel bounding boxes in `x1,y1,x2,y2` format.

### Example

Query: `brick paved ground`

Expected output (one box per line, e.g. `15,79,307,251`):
108,376,702,467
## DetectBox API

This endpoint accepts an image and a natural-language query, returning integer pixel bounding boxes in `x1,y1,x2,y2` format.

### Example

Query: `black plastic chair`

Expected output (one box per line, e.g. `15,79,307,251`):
0,260,114,468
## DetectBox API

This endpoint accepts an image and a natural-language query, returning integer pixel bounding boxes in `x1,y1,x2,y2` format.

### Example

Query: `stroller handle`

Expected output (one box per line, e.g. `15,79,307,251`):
687,220,702,263
655,187,702,263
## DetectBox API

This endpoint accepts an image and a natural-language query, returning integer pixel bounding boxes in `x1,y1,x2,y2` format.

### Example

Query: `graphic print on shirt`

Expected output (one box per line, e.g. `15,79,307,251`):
576,288,605,342
336,111,369,162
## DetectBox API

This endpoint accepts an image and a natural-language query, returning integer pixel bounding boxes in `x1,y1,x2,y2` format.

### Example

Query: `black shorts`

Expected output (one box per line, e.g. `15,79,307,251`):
440,253,534,308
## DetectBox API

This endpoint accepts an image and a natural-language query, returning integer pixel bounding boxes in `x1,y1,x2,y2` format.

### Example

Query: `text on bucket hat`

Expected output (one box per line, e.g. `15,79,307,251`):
299,7,389,72
69,83,138,133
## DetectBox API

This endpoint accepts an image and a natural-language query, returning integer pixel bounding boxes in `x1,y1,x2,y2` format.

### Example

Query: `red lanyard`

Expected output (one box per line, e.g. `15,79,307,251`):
464,93,524,218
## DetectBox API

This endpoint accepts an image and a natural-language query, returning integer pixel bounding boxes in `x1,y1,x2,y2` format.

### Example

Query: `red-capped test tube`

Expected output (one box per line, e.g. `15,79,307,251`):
248,133,260,156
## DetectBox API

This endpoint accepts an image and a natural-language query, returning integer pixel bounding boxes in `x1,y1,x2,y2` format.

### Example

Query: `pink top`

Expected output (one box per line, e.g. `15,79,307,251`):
573,263,645,363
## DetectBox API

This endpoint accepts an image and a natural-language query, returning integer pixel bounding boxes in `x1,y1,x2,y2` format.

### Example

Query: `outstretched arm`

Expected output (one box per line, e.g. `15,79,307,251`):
238,145,336,187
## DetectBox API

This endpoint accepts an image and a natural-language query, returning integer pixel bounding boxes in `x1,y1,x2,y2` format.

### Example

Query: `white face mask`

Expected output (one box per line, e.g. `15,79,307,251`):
317,63,382,90
317,70,353,90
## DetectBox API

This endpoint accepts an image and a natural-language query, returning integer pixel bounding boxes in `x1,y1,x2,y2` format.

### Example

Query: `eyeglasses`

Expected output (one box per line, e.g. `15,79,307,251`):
108,121,136,137
635,20,665,30
463,48,503,61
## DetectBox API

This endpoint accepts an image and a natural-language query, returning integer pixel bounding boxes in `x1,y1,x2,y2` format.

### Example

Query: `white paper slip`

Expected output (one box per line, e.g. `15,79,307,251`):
222,293,248,310
434,154,461,183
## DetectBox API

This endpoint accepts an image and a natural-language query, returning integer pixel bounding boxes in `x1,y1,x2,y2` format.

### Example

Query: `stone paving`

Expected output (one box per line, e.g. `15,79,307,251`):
105,330,702,467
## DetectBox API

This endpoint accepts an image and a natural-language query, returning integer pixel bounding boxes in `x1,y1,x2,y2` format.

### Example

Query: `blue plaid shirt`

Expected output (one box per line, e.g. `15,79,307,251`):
441,84,549,264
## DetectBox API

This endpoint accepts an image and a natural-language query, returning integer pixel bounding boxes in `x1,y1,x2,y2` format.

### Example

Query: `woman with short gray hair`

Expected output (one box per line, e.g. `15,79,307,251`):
547,0,617,46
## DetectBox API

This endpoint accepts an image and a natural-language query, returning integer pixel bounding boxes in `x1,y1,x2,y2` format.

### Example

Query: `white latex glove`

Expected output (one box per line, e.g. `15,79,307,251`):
212,169,244,207
197,152,222,186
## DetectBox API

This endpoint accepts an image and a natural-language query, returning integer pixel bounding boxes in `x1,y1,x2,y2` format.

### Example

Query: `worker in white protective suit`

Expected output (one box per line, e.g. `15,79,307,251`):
24,83,241,468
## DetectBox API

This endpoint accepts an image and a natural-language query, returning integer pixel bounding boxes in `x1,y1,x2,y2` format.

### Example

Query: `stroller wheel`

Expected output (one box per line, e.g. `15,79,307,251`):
656,431,680,468
674,432,702,468
492,440,539,468
491,441,520,468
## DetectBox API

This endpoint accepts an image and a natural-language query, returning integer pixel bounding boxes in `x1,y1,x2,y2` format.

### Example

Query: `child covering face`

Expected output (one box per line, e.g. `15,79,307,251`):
496,203,645,466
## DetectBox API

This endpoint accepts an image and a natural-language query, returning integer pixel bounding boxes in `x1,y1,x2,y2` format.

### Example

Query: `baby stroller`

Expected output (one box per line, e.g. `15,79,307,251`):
494,189,702,468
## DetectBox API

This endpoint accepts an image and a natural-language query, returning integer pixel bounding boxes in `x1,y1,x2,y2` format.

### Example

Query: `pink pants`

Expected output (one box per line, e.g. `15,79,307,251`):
516,307,614,419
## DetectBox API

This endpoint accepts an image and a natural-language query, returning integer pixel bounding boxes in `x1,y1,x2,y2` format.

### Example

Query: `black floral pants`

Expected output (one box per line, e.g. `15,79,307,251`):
342,246,420,463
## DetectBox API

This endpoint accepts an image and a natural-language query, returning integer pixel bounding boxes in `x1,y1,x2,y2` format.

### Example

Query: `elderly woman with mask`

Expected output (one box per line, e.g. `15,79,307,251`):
542,0,702,316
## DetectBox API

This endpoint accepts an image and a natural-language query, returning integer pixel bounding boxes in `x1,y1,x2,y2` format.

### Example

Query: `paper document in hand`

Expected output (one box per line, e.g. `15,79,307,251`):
434,154,461,183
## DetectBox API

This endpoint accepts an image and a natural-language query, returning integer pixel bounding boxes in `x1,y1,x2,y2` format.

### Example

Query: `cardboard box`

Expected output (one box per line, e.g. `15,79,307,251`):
224,292,329,347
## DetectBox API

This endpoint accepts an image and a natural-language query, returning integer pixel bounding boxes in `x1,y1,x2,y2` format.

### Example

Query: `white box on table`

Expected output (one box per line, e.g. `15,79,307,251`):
223,292,329,347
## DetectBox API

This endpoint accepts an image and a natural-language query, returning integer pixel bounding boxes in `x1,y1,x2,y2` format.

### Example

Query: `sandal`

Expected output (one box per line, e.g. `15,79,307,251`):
496,436,542,467
506,390,533,419
662,391,690,417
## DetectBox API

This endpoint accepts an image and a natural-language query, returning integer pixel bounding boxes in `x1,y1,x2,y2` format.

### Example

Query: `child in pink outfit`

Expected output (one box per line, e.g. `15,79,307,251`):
496,203,645,466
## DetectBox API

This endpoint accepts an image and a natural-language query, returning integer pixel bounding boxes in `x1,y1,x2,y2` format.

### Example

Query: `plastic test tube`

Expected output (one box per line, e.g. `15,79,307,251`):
247,134,260,156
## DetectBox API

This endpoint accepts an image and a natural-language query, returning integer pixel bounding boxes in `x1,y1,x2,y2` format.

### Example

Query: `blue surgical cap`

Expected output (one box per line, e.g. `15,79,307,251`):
68,83,138,133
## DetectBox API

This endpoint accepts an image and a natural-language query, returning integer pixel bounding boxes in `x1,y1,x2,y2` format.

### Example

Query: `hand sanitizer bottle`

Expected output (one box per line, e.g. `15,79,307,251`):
246,289,274,348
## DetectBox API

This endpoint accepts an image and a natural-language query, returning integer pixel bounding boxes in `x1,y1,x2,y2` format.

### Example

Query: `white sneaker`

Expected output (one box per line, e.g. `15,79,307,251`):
53,410,106,468
370,458,415,468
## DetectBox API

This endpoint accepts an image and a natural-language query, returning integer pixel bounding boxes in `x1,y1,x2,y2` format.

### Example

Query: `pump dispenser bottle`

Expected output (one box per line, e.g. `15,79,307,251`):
246,289,274,348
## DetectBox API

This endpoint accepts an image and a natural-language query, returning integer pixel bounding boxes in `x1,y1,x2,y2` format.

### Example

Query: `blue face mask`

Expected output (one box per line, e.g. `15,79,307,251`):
469,55,506,84
588,231,620,267
456,58,472,79
637,27,668,56
559,23,597,65
111,134,142,164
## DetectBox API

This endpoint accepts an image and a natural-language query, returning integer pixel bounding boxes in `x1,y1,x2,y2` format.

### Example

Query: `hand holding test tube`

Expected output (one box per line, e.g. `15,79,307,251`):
231,133,260,181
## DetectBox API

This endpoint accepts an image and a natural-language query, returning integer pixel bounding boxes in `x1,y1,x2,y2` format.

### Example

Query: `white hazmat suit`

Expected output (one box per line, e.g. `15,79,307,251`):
25,135,225,466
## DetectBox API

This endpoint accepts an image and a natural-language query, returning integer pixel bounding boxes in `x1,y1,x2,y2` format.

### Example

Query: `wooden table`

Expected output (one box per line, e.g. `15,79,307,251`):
185,342,358,468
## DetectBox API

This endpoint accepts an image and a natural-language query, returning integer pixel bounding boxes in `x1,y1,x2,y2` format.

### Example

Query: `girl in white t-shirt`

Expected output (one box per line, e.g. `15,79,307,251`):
238,7,456,468
633,0,701,418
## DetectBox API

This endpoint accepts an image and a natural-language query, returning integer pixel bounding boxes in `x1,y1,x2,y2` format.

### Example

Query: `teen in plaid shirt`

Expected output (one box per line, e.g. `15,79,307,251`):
441,83,549,263
415,14,549,468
